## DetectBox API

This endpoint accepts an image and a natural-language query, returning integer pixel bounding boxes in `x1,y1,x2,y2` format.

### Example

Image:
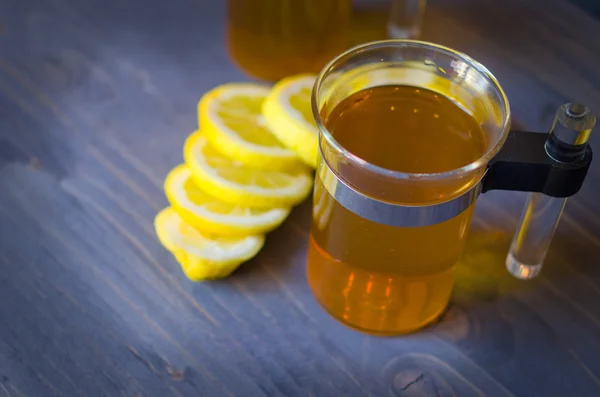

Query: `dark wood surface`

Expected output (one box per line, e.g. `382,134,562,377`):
2,0,600,396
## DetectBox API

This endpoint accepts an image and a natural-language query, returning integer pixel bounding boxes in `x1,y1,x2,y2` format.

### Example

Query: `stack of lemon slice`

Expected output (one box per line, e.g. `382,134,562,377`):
155,76,319,281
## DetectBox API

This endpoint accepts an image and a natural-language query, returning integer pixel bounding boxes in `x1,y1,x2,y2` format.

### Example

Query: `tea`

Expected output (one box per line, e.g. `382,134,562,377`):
307,85,486,334
226,0,351,81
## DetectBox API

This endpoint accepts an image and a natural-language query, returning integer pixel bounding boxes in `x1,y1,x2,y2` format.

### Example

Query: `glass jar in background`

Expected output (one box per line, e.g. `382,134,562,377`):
349,0,427,47
226,0,352,81
388,0,427,39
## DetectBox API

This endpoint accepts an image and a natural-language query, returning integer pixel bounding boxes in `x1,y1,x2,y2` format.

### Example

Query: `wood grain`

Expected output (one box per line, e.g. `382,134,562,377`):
1,0,600,395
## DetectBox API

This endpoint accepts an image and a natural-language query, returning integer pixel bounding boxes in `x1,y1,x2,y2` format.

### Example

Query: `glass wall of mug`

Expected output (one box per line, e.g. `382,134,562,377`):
308,40,511,335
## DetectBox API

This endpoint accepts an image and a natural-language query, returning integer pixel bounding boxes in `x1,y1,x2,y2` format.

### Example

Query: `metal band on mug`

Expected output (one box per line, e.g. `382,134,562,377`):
318,161,483,227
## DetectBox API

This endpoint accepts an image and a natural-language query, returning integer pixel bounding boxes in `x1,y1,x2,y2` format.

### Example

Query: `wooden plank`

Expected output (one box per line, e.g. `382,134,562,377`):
1,0,600,396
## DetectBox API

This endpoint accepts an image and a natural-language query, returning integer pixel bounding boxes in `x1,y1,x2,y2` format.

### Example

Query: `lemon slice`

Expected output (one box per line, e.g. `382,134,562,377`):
262,74,319,168
165,164,291,237
199,83,302,171
155,207,265,280
184,131,313,208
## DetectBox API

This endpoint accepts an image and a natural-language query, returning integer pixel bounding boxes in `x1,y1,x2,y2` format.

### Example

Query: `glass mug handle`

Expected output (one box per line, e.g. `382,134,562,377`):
482,103,596,279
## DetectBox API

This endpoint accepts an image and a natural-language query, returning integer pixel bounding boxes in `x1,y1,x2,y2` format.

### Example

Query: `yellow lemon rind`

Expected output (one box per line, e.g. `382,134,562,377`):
183,131,313,209
164,164,291,237
262,74,319,168
199,83,302,171
171,249,244,280
154,207,265,281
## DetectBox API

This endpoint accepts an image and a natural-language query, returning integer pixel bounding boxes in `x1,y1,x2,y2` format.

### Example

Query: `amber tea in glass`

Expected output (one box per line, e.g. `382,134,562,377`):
227,0,351,81
308,41,511,335
309,86,486,334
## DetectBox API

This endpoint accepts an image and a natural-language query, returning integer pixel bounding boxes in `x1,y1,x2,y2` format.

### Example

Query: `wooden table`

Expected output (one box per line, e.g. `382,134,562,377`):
2,0,600,396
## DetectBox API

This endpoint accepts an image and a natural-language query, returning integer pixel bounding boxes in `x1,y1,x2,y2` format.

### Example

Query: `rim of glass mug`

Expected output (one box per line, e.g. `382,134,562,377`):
311,39,512,183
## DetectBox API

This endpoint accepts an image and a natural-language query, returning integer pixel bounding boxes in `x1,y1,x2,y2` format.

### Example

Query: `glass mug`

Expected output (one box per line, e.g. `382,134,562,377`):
306,40,595,335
